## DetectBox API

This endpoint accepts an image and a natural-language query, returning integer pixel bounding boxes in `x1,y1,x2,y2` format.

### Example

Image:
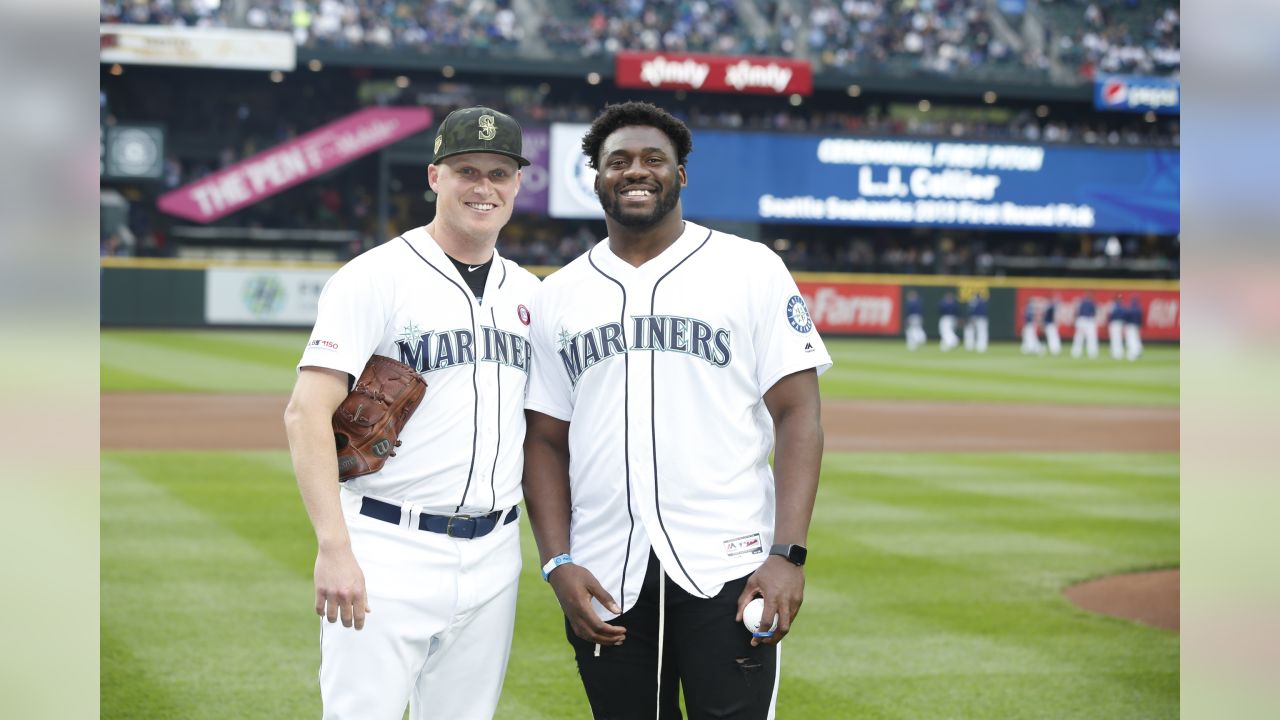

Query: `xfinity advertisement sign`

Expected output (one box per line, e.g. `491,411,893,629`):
1094,74,1180,115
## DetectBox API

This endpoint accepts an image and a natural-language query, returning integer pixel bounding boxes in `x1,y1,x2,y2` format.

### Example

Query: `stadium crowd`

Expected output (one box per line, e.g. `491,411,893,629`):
100,0,1177,80
100,0,523,52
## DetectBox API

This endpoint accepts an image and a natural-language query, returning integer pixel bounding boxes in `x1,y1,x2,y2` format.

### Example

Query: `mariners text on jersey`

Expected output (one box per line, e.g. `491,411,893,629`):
396,326,532,374
558,314,732,387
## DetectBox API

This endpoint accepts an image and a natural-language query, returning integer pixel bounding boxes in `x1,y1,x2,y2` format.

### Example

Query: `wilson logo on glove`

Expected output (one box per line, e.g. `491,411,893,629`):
332,354,427,481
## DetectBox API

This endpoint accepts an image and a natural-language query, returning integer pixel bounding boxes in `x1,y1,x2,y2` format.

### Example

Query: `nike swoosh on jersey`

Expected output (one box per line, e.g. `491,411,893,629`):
468,266,480,272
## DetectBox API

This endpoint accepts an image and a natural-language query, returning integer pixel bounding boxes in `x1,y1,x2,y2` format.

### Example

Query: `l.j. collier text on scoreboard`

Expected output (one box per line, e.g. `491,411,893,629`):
724,135,1177,234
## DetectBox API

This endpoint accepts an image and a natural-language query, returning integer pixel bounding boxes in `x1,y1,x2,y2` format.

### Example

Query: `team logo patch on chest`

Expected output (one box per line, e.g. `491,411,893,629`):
786,295,814,334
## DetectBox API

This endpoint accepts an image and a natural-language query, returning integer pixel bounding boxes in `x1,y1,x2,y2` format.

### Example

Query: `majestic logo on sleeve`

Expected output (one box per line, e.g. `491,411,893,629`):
558,315,732,387
786,295,813,334
395,324,531,375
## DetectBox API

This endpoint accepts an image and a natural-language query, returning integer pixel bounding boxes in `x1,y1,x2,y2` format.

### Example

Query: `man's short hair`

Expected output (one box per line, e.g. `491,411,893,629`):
581,101,693,170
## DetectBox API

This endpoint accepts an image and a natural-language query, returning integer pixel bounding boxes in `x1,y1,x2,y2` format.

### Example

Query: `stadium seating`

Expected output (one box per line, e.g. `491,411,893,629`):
100,0,1177,82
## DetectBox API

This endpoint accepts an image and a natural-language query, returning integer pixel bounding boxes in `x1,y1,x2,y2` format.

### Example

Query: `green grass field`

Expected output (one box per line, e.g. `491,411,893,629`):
101,330,1179,718
103,329,1179,407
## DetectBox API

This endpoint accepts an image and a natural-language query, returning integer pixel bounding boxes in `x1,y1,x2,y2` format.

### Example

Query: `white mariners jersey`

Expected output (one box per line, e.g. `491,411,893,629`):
526,222,832,619
299,226,540,514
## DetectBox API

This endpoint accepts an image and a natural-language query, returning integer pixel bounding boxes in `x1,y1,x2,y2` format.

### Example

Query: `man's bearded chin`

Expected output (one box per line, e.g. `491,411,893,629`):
599,184,681,228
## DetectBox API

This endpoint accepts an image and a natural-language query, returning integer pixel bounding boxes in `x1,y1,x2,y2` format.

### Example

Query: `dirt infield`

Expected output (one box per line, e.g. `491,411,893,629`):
1065,569,1180,632
101,392,1179,631
101,394,1178,453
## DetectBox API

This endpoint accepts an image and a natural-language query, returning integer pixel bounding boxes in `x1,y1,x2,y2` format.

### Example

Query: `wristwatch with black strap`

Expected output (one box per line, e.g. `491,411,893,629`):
769,543,807,566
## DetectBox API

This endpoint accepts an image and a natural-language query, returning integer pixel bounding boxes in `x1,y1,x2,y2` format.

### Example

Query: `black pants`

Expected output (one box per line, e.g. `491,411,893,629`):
566,551,778,720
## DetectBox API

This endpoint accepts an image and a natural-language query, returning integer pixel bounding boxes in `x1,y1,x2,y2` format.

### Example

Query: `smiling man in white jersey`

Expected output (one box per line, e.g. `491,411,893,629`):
284,106,540,720
523,101,831,719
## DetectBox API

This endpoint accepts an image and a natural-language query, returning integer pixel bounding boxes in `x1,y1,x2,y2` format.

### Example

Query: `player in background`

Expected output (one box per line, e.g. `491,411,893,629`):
1072,292,1100,359
905,290,926,350
1020,301,1043,355
938,291,960,352
962,295,975,351
969,292,989,353
1125,295,1144,361
283,107,539,720
523,101,830,719
1107,293,1126,360
1043,295,1062,356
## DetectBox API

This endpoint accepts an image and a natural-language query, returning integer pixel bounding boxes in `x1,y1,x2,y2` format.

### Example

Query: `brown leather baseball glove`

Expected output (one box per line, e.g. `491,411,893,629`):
332,354,427,481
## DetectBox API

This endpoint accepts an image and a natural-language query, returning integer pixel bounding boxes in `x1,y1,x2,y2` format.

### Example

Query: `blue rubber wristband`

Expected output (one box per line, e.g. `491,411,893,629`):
541,553,573,581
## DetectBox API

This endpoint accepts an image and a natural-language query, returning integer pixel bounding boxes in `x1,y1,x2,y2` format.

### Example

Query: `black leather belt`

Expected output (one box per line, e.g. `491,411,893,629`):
359,496,519,539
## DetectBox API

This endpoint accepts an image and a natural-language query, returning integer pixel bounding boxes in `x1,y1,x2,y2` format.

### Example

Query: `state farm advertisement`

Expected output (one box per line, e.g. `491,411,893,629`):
158,107,433,223
615,51,812,96
797,282,899,335
1015,288,1180,340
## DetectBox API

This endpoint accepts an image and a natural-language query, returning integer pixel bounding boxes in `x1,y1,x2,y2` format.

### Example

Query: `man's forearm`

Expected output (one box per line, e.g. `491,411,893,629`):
285,385,350,550
522,421,573,565
772,408,823,546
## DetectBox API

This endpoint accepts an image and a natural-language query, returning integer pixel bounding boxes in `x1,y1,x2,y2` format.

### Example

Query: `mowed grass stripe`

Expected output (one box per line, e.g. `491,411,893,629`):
102,334,299,393
101,455,321,720
821,339,1177,405
101,330,1179,408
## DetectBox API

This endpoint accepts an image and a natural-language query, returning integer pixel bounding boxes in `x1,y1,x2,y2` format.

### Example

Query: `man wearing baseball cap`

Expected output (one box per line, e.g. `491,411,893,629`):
286,105,540,720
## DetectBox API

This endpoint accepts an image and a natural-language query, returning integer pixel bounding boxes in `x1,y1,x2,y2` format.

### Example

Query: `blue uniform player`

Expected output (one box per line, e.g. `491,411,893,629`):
1020,302,1042,355
1043,297,1061,356
905,290,926,350
969,293,989,353
1107,294,1126,360
938,292,960,352
1124,296,1144,361
1071,293,1099,359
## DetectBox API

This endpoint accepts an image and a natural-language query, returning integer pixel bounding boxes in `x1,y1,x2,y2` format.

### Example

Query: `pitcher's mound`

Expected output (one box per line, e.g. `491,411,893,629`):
1064,569,1179,632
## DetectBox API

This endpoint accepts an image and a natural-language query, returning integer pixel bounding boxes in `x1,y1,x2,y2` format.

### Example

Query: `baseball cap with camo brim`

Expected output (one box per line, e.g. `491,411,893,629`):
431,106,530,167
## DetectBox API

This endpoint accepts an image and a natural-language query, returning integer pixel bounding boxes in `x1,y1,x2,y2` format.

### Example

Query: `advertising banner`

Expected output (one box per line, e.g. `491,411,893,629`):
159,107,433,223
205,267,336,326
615,51,813,96
100,25,296,71
1094,74,1180,115
797,281,900,335
515,125,549,213
1014,288,1180,341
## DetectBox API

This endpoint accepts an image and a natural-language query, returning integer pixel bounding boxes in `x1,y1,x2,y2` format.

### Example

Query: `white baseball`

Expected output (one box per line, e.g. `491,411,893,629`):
742,598,778,635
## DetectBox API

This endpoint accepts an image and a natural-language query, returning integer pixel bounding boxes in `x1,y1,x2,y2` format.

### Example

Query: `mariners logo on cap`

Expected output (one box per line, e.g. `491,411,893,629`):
479,114,497,141
786,295,813,334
